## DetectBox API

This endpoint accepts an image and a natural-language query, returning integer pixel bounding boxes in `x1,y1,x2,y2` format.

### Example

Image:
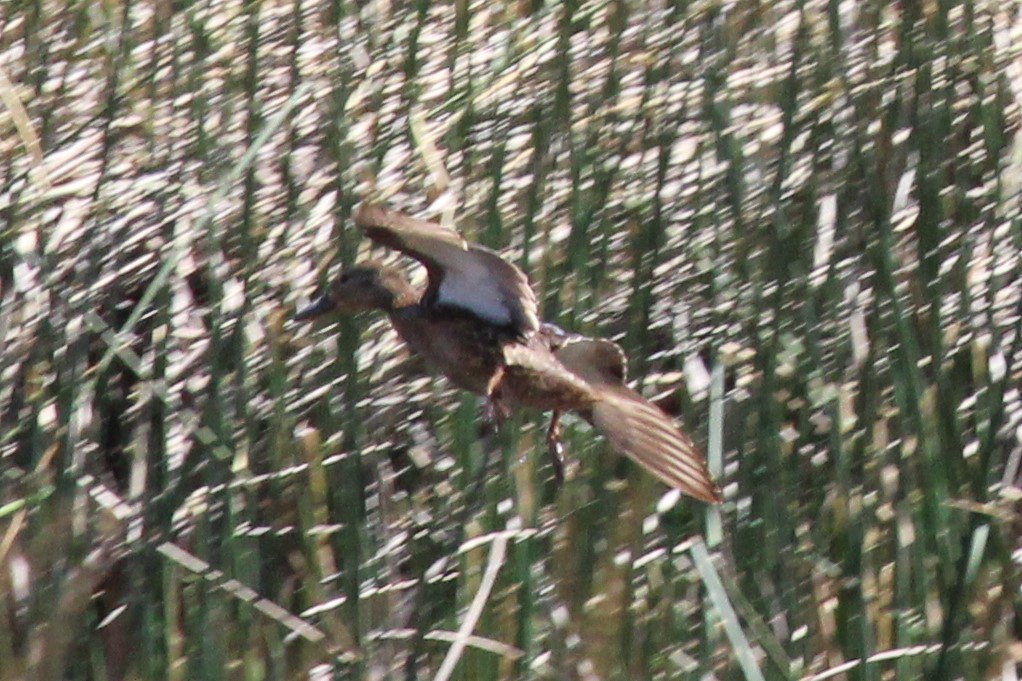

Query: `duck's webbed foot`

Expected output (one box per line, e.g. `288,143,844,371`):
482,399,511,427
546,411,565,486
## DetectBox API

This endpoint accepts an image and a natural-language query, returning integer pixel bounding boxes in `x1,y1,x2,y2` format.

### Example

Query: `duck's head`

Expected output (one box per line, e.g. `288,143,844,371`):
296,261,415,320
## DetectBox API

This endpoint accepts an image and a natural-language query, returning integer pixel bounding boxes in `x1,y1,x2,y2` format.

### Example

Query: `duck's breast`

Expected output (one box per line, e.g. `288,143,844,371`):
390,307,505,396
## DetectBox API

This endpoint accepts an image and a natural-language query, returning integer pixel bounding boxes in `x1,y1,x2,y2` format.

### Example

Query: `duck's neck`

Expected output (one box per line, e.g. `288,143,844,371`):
386,285,435,359
385,278,423,312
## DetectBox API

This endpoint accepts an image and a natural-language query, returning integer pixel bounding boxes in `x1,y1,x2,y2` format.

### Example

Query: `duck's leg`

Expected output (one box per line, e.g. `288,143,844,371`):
546,411,565,486
482,366,511,426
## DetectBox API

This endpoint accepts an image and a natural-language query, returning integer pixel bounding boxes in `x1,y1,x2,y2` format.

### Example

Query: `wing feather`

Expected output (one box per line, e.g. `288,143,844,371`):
354,204,539,333
546,325,719,502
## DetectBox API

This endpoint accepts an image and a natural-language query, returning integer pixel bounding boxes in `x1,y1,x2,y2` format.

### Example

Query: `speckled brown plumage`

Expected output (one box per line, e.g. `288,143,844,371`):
297,206,721,504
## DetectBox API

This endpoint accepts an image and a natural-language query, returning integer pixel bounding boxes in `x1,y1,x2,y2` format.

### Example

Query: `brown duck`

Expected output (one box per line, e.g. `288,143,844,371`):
297,205,721,503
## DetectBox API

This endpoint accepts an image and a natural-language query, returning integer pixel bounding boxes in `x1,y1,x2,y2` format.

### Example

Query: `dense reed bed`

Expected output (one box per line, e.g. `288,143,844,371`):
2,0,1021,678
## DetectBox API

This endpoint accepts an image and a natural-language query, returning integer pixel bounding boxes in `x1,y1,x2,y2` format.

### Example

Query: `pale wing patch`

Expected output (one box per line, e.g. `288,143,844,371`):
436,247,538,331
356,205,539,332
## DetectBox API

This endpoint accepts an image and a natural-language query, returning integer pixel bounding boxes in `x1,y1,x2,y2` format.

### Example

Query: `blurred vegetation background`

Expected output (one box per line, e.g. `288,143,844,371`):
2,0,1022,679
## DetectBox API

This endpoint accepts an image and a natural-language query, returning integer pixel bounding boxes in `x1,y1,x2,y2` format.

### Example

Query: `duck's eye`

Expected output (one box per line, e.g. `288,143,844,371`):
339,273,350,283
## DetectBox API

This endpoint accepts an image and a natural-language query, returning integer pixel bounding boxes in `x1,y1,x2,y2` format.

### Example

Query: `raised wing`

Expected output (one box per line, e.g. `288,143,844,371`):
354,204,539,334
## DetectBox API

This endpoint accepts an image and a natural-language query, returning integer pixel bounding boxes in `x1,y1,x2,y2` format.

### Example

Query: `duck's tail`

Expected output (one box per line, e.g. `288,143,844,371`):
586,390,721,504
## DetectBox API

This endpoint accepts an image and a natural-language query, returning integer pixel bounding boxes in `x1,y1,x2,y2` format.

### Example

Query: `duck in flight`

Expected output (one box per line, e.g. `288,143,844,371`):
296,205,721,504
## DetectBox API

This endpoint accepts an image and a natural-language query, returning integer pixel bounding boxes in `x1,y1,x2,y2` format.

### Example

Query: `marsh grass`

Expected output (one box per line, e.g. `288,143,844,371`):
2,0,1021,679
